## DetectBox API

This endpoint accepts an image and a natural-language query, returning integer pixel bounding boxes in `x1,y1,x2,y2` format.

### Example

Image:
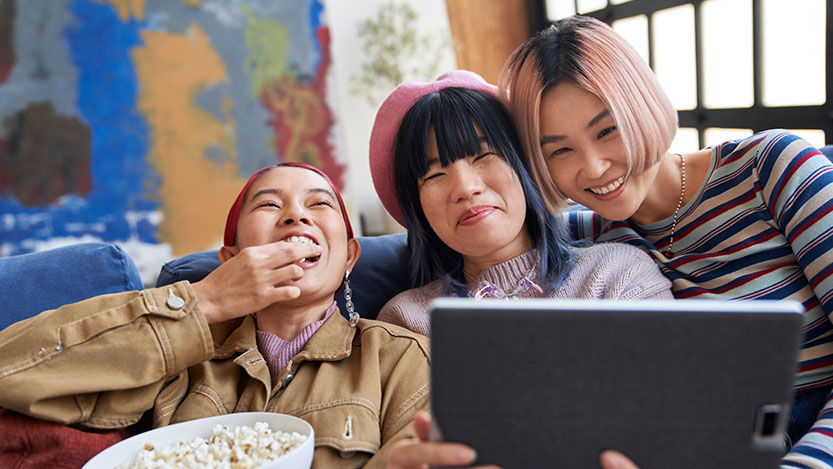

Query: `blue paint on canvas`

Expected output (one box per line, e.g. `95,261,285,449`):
65,0,158,242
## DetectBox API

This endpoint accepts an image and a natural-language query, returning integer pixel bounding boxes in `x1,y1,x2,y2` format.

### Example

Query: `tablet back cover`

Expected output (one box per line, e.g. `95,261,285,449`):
429,299,803,469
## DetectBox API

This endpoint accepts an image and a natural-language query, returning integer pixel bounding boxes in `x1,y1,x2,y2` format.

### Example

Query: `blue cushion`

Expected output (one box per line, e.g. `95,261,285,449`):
156,234,411,320
0,243,143,330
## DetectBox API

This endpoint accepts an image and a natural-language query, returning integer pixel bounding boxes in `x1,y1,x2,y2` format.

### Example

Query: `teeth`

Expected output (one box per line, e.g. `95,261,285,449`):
284,235,320,263
589,176,624,195
286,235,318,246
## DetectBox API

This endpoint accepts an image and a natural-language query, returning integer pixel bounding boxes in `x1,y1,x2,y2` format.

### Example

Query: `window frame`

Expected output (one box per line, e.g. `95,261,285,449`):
530,0,833,147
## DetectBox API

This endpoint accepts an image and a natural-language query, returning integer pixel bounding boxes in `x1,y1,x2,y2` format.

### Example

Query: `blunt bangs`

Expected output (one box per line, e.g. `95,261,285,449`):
396,87,523,185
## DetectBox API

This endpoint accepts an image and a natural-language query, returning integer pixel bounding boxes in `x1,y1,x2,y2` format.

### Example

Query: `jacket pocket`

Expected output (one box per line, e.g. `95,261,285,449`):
300,400,380,458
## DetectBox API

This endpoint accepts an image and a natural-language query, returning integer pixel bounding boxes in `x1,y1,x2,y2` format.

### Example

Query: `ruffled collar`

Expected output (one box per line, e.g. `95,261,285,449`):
465,250,543,299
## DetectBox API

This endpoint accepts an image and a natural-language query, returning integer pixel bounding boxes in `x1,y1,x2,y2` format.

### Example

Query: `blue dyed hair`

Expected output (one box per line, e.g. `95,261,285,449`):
392,87,573,294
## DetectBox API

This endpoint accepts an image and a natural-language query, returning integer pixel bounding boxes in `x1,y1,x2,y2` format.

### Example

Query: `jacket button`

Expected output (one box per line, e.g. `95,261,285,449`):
281,373,294,389
166,295,185,310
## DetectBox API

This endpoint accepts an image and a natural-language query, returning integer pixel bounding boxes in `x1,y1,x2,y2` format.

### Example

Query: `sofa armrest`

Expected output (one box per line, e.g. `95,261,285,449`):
0,243,143,330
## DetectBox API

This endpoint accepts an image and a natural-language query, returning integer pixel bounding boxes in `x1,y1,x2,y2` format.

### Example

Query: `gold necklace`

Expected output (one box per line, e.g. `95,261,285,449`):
662,153,686,258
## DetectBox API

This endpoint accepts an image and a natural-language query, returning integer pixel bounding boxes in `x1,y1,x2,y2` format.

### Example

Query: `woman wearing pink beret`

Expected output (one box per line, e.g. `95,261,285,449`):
369,70,672,336
367,70,670,468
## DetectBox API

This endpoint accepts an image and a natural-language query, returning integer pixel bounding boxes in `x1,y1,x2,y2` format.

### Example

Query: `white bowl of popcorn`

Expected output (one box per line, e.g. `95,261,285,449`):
83,412,314,469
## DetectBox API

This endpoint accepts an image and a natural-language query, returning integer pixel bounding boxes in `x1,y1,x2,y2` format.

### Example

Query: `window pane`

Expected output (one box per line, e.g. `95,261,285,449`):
670,128,700,154
762,0,826,106
545,0,576,21
652,5,697,110
613,15,649,65
701,0,753,109
787,130,826,148
704,128,753,147
577,0,607,14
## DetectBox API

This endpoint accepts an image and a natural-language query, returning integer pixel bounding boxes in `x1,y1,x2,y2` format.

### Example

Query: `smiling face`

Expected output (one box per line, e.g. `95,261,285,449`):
230,166,359,303
538,82,660,221
418,128,532,269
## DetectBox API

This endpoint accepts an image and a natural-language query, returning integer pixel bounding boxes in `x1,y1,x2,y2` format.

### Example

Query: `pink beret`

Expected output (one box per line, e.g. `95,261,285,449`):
368,70,498,227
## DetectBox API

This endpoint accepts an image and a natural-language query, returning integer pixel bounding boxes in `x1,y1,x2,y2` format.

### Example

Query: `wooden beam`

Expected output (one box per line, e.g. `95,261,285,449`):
445,0,531,84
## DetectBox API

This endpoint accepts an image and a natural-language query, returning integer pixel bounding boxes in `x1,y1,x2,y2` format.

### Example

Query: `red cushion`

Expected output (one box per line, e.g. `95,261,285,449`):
0,408,132,468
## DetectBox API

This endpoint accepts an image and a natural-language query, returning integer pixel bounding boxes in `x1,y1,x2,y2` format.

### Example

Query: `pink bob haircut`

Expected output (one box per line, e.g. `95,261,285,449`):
498,15,678,213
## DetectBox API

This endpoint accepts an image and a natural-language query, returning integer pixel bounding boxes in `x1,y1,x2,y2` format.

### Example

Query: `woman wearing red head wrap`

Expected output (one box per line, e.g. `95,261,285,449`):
193,162,357,331
0,164,429,468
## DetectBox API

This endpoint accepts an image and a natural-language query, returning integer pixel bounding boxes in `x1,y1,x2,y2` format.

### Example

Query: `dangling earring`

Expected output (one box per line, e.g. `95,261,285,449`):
344,269,359,327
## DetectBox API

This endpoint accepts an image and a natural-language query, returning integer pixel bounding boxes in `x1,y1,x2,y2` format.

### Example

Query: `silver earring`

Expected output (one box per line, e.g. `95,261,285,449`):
344,269,359,327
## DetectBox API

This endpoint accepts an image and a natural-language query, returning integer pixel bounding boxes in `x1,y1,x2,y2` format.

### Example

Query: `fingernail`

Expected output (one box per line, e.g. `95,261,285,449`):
456,447,477,463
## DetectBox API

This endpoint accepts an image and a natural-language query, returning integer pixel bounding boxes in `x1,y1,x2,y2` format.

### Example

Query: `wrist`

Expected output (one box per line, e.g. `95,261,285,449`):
191,280,220,324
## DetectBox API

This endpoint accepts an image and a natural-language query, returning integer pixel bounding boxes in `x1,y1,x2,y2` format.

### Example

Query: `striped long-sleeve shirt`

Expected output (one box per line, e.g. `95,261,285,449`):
566,130,833,467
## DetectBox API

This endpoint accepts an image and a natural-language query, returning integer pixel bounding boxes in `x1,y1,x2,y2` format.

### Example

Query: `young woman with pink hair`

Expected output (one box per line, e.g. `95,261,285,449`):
500,14,833,467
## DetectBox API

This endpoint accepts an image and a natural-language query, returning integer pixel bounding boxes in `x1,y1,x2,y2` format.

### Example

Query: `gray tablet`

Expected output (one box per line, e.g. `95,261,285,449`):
428,298,804,469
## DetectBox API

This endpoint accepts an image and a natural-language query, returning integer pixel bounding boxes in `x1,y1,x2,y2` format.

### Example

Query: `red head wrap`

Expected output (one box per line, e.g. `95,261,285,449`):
223,163,354,247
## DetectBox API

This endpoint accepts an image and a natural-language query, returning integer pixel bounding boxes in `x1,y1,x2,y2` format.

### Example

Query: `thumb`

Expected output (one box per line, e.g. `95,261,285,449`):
413,410,432,442
600,450,639,469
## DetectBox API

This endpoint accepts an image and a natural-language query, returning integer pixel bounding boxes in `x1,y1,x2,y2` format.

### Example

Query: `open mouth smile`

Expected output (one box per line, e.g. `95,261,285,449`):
588,176,624,195
282,235,321,263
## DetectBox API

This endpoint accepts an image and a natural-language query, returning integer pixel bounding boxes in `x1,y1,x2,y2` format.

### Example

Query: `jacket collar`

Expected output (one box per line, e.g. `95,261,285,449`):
210,315,257,358
292,308,356,363
209,308,357,362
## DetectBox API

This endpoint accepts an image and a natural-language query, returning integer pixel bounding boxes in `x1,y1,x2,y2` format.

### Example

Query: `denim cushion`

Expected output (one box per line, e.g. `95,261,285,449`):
156,249,222,286
156,234,410,320
0,243,143,330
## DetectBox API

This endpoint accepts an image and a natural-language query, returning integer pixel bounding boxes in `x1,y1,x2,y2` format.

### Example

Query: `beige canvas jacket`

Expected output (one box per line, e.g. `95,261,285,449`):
0,281,430,468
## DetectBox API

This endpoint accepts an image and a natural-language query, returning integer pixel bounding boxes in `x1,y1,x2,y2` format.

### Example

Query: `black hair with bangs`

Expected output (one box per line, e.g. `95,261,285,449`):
392,87,573,294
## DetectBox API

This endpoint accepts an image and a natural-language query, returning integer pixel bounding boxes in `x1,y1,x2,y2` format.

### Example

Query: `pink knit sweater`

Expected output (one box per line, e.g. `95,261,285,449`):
377,243,673,336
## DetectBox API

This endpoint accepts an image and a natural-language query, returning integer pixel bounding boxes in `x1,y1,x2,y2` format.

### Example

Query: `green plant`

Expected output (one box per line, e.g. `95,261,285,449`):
351,1,449,106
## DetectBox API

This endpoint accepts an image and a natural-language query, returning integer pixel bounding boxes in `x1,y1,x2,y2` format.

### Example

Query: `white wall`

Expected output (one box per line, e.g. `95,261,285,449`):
325,0,457,235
